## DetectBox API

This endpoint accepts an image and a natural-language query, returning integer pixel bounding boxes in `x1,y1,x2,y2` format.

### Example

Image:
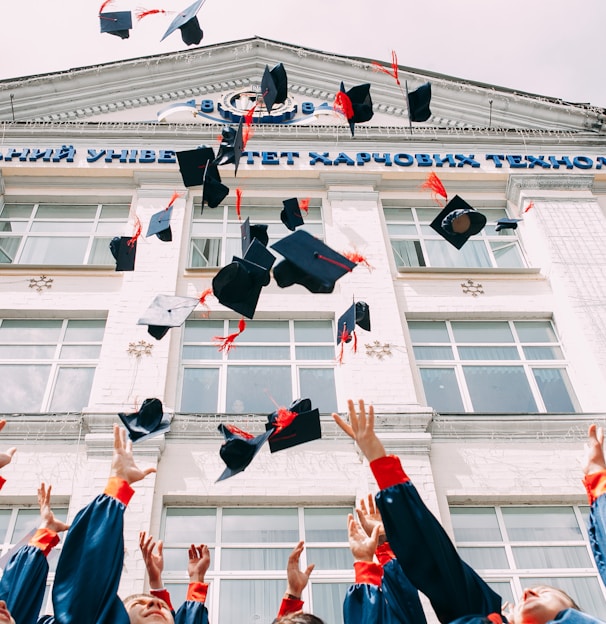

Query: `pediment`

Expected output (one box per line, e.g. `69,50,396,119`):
0,37,604,133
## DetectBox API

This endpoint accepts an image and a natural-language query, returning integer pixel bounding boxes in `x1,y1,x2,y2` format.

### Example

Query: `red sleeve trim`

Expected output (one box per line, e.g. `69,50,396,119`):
487,614,503,624
0,476,5,490
277,597,304,617
370,455,409,491
103,477,135,506
29,528,60,556
151,588,174,611
353,560,383,586
584,471,606,505
375,541,395,566
186,582,208,603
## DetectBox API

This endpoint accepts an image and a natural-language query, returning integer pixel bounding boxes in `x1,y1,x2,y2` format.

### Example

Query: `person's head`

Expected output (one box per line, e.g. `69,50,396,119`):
124,594,173,624
0,601,15,624
510,585,580,624
274,613,325,624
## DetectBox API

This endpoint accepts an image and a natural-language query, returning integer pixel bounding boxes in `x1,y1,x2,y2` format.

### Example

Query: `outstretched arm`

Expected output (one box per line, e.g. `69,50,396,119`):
0,420,16,490
275,541,315,619
174,544,211,624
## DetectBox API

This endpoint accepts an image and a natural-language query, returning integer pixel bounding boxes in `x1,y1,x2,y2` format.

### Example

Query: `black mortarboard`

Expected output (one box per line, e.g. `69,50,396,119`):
261,63,288,113
137,294,199,340
109,236,136,271
214,119,244,176
280,198,305,232
212,239,273,319
160,0,205,45
429,196,487,250
495,218,522,232
338,82,373,137
265,398,321,453
337,301,371,345
146,206,173,242
355,301,371,331
407,82,432,123
216,423,273,481
202,171,230,209
100,10,132,39
271,230,356,294
177,147,216,187
118,398,171,443
241,217,269,255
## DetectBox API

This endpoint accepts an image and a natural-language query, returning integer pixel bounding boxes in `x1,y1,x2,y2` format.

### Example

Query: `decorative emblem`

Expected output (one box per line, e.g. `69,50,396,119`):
365,341,393,360
28,275,53,292
127,340,154,358
218,88,297,123
461,279,484,297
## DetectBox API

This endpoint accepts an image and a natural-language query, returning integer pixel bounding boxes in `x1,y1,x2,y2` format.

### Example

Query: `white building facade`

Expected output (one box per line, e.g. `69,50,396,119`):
0,37,606,623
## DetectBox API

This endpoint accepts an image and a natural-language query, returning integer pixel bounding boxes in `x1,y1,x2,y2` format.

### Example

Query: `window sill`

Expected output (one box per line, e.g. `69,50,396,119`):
396,267,541,276
0,264,119,274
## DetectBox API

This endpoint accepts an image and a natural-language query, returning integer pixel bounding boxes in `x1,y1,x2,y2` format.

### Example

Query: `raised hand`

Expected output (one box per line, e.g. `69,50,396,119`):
347,513,380,563
0,420,16,470
356,493,386,545
332,399,386,463
286,540,315,599
188,544,211,583
139,531,164,589
110,424,156,485
584,424,606,475
38,483,69,533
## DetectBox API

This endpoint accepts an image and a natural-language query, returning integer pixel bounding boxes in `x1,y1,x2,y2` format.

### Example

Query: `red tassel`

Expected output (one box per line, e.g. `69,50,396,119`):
371,50,400,86
342,251,373,271
214,318,246,353
127,216,142,247
334,91,354,120
135,8,167,20
225,424,254,440
524,201,534,213
316,254,354,272
198,288,213,317
299,198,310,214
272,408,297,433
99,0,114,13
167,191,181,209
420,172,448,205
337,340,345,365
242,104,257,148
352,331,357,354
235,188,243,221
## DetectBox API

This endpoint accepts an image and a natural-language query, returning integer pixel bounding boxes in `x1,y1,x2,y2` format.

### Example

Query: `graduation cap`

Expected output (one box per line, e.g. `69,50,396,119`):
430,196,487,250
177,147,216,187
214,119,244,176
118,398,170,443
137,294,199,340
271,230,356,294
241,217,269,255
337,301,371,344
212,239,273,319
99,7,132,39
495,218,522,232
160,0,205,45
203,171,230,209
261,63,288,113
265,398,321,453
146,206,173,241
407,82,432,123
280,198,305,231
109,236,136,271
216,423,273,481
335,82,373,137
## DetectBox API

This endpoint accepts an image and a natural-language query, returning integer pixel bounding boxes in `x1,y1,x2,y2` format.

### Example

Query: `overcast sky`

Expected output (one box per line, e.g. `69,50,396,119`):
1,0,604,108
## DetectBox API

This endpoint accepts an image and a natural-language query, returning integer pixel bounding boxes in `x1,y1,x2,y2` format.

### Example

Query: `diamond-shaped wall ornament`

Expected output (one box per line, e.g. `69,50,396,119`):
28,275,53,292
365,341,393,360
461,279,484,297
127,340,154,358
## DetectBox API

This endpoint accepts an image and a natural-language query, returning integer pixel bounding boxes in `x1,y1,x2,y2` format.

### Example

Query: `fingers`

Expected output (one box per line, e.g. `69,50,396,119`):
142,467,157,477
289,540,304,561
5,448,16,460
304,563,315,578
332,413,354,438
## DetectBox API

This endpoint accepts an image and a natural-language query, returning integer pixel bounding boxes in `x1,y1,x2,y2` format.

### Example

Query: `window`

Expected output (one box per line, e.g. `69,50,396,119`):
384,204,526,269
180,319,338,414
0,503,69,615
450,505,606,619
0,319,106,413
0,201,130,266
160,506,353,624
409,320,578,413
189,200,324,268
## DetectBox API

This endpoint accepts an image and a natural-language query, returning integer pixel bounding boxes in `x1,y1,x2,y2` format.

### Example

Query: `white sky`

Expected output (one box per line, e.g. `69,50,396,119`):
1,0,604,108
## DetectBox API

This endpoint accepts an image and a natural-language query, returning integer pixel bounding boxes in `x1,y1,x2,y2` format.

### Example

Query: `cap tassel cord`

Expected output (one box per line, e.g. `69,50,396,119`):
333,92,354,120
135,8,167,19
99,0,114,13
315,253,354,272
271,407,297,434
420,172,448,206
214,318,246,353
127,216,142,247
225,424,254,440
299,198,310,214
524,201,535,213
235,188,243,221
343,251,373,271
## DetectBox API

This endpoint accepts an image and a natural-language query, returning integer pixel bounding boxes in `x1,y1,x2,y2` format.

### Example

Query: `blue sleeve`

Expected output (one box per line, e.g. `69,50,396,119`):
381,558,427,624
588,493,606,587
174,600,209,624
343,582,386,624
376,482,502,624
0,545,49,624
51,494,129,624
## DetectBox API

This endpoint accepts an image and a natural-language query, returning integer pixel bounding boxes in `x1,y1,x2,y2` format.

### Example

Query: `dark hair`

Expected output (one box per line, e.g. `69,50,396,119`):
273,614,325,624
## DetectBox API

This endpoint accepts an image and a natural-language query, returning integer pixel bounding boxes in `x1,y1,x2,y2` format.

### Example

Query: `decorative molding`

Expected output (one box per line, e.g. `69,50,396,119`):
28,275,53,292
506,174,595,204
461,279,484,297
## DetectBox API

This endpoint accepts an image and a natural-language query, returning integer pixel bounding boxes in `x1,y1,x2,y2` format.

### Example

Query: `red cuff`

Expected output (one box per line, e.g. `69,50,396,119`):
375,542,396,566
0,476,5,490
584,471,606,505
151,588,174,611
186,582,208,603
29,528,60,556
103,477,135,506
370,455,409,491
277,596,304,617
353,560,383,586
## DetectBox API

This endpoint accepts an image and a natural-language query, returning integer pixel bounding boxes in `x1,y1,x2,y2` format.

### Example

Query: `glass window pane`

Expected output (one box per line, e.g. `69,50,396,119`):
30,221,93,233
419,368,464,412
36,205,98,218
0,510,11,542
514,321,557,343
49,367,95,412
0,320,62,342
64,320,106,342
0,345,56,358
12,509,41,543
457,547,508,569
523,346,563,360
164,583,189,609
306,547,353,569
226,366,291,413
190,238,221,267
452,322,514,343
163,509,216,544
391,240,425,267
220,548,290,570
408,321,449,343
0,204,33,218
219,579,283,624
100,204,130,219
295,346,334,360
304,508,350,541
0,365,50,412
463,366,538,412
533,368,577,412
311,583,348,624
0,237,21,263
228,346,290,360
181,368,219,412
486,581,514,605
59,346,101,359
294,321,333,343
512,546,592,569
20,237,88,264
184,321,225,343
182,346,221,360
426,240,491,268
458,346,520,360
222,509,298,543
88,238,115,265
384,207,414,222
228,321,289,343
491,241,525,268
412,346,454,360
163,547,203,571
502,507,582,541
299,368,337,413
450,507,502,542
387,224,418,236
